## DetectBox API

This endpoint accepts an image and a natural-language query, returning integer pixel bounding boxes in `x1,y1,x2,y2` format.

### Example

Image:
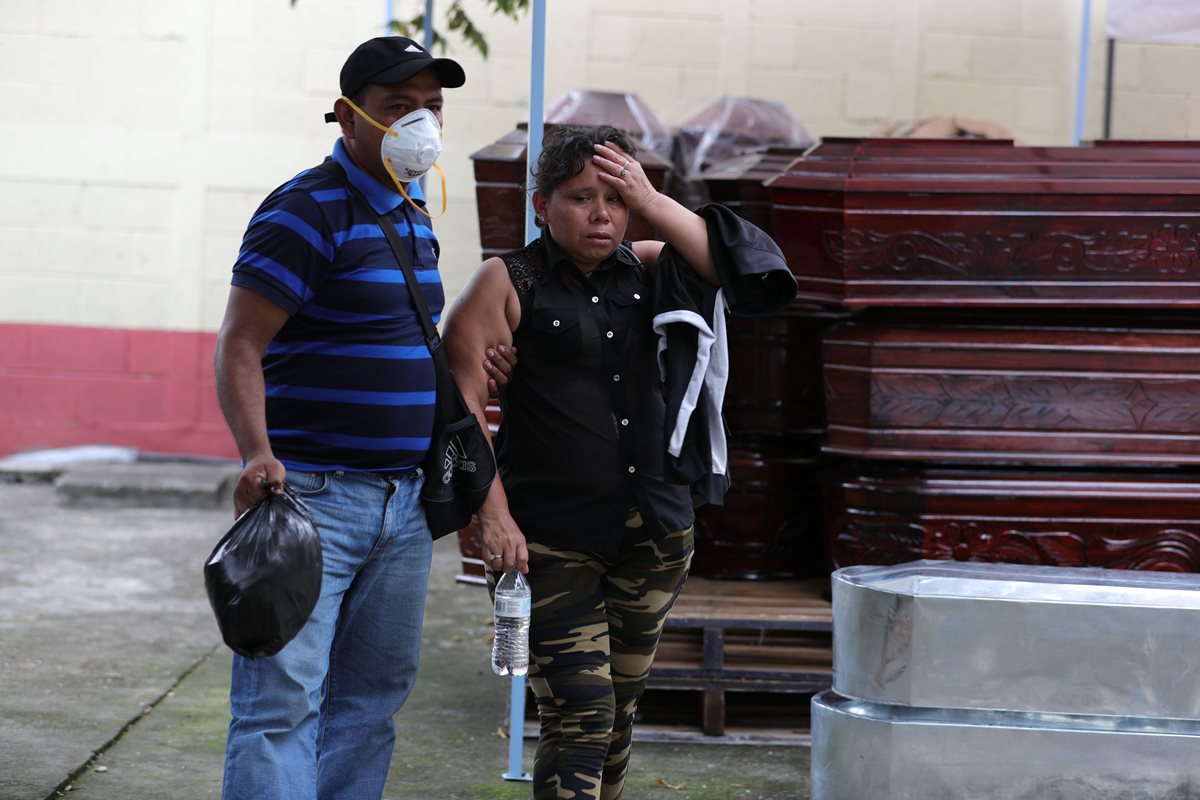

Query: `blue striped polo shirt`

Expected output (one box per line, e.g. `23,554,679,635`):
230,139,443,473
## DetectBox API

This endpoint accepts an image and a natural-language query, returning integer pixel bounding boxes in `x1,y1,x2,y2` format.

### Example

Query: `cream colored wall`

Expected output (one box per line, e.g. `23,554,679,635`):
0,0,1192,333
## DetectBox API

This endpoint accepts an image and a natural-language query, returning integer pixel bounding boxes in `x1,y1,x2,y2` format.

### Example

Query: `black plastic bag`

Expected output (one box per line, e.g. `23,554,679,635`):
204,483,322,658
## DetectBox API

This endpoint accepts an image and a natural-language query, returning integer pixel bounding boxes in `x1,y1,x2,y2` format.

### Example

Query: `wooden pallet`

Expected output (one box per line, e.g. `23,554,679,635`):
647,575,834,736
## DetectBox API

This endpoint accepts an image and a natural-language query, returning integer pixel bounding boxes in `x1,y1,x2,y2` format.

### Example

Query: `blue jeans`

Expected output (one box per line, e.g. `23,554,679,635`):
221,469,433,800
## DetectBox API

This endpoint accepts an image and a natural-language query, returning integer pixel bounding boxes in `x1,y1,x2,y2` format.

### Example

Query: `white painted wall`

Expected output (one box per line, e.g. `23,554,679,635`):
0,0,1190,333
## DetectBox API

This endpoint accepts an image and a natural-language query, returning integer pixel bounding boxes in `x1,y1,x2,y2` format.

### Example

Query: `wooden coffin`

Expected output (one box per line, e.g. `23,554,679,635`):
692,148,842,579
768,137,1200,308
826,467,1200,572
698,146,810,237
693,447,826,580
723,304,846,449
698,146,847,447
470,125,672,261
822,316,1200,466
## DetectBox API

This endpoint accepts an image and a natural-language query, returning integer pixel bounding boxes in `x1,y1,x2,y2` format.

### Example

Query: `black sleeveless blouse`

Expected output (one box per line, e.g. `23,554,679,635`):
494,234,692,552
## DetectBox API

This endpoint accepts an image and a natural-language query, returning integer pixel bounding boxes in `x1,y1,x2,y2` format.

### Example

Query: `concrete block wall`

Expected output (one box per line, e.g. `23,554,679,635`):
0,0,1196,458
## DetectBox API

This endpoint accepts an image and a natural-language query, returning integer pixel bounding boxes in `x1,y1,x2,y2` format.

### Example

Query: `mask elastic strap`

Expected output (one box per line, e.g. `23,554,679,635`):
386,160,448,219
340,95,397,137
342,95,446,219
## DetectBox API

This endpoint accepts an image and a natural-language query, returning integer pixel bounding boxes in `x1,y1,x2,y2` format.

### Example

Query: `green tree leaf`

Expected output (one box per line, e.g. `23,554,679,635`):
294,0,530,59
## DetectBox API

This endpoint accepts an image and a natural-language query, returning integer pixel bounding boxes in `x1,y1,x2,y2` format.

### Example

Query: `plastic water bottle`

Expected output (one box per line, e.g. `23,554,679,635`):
491,570,531,676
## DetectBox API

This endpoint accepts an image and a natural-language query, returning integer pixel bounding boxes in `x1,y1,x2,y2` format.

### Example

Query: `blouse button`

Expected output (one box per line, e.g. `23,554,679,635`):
606,331,614,339
620,418,629,426
553,319,561,327
613,374,621,382
591,296,600,303
633,293,641,300
627,466,636,474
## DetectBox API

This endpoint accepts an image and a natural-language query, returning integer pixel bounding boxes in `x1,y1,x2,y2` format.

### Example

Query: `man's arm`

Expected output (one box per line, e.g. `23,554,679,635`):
214,286,291,516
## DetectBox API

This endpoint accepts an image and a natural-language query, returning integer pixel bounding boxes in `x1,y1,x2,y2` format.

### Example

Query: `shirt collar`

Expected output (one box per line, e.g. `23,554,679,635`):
332,139,426,215
540,231,637,281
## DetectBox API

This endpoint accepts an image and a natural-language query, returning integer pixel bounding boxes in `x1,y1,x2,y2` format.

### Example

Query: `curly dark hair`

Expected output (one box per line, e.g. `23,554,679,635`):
532,125,637,209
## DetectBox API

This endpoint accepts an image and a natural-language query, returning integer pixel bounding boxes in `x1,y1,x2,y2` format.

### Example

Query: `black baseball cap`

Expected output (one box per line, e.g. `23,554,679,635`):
340,36,466,98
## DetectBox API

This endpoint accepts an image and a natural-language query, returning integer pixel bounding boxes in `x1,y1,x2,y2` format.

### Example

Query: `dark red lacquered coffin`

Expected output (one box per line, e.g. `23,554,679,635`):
767,137,1200,572
769,137,1200,308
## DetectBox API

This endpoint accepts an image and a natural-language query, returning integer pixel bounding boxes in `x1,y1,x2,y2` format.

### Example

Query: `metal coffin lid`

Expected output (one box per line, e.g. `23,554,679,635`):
831,559,1200,719
768,137,1200,307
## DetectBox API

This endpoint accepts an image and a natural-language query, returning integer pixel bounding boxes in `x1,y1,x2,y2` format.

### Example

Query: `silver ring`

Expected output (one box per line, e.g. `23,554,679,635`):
621,158,629,169
620,168,628,178
489,553,502,560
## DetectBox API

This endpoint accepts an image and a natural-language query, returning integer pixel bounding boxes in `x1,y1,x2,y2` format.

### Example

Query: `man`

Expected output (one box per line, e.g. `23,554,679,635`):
214,36,503,800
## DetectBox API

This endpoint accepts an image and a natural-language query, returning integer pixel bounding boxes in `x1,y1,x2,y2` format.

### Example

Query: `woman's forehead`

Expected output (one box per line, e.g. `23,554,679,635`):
552,163,608,193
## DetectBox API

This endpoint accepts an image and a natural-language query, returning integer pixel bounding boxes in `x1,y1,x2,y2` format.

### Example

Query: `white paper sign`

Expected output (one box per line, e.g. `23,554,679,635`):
1107,0,1200,44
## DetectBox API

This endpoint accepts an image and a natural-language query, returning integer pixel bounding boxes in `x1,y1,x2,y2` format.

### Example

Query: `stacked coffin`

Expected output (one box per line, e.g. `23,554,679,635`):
812,560,1200,798
764,137,1200,573
696,147,846,578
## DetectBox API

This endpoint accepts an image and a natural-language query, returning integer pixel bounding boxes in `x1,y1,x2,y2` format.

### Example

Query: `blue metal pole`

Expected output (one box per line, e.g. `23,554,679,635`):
417,1,435,193
503,2,546,780
524,0,547,245
1073,0,1094,145
502,674,531,780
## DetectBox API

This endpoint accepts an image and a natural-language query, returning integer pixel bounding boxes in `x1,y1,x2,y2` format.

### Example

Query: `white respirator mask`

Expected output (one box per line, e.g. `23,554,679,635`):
340,97,447,218
381,108,442,179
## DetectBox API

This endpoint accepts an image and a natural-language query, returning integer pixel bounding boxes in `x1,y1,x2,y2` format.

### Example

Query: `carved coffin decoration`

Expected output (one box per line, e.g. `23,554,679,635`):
768,138,1200,307
823,317,1200,466
470,125,672,261
826,468,1200,572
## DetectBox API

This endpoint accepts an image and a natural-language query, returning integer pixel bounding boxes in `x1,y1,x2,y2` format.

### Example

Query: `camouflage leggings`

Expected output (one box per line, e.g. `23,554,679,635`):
498,524,693,800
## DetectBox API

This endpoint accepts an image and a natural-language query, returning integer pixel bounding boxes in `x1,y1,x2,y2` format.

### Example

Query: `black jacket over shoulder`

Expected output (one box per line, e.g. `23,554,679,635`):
652,204,797,503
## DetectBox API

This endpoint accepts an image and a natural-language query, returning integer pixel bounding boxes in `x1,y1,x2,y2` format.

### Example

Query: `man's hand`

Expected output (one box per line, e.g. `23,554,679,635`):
484,344,518,399
233,454,286,517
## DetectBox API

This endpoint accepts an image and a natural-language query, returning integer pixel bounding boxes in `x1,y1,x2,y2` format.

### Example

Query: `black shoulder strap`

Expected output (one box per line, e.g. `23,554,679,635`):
316,159,441,353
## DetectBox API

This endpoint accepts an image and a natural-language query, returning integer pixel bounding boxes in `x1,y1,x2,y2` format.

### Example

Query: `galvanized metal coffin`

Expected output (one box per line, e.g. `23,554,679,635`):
812,561,1200,800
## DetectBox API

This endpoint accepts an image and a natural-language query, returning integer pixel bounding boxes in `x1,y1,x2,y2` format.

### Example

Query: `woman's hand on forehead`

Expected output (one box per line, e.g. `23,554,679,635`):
592,143,657,214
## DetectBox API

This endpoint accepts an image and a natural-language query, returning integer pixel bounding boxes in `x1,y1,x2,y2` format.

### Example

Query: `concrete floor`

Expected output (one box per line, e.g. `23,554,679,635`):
0,460,811,800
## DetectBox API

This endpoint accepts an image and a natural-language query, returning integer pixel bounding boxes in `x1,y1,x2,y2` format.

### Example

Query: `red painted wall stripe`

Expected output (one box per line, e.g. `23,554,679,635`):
0,323,237,460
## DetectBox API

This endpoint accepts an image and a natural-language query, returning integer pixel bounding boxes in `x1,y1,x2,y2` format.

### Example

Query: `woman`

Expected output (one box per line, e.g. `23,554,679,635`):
443,125,719,800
